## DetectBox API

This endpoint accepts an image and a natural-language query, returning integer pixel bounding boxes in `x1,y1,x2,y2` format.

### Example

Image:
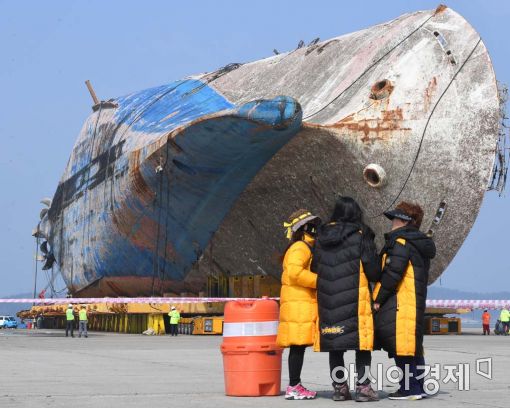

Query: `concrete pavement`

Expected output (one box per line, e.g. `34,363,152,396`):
0,329,507,408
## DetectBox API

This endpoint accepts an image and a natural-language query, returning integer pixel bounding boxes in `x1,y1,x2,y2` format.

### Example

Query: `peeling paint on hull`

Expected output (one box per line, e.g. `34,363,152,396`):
45,83,302,296
43,7,500,296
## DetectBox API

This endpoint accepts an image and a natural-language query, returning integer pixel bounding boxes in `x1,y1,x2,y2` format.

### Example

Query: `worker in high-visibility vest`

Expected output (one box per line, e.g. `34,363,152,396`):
168,306,181,336
500,308,510,335
65,304,75,338
78,305,88,338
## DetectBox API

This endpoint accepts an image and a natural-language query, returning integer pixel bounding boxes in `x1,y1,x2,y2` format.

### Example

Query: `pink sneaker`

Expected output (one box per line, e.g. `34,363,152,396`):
285,383,317,400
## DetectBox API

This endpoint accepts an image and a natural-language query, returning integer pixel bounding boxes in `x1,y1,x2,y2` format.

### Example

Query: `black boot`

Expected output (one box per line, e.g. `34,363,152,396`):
355,382,379,402
332,382,352,401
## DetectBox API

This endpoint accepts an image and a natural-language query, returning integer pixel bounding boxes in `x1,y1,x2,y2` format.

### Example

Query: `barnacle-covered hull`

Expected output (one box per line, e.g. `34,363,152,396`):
40,6,500,297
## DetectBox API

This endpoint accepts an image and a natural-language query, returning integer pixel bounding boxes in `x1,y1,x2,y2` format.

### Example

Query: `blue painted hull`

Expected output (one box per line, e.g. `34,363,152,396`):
44,78,302,295
37,7,502,296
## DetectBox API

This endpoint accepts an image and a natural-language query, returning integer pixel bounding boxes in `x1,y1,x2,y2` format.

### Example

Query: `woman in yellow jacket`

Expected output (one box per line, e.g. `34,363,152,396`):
276,209,320,400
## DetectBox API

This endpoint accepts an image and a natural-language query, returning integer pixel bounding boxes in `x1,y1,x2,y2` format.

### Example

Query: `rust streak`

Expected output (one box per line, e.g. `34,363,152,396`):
423,77,438,112
112,205,178,261
434,4,448,15
382,107,404,121
129,150,156,205
327,107,410,144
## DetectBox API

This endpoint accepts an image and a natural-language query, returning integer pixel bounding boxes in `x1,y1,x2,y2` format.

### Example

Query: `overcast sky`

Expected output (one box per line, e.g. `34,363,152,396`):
0,0,508,297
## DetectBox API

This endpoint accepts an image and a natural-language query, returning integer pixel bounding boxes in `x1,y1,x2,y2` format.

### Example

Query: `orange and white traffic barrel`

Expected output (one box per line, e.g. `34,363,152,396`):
221,297,282,396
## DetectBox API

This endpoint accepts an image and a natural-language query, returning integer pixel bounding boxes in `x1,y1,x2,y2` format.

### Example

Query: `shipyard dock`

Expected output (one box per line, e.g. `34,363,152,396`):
0,328,506,407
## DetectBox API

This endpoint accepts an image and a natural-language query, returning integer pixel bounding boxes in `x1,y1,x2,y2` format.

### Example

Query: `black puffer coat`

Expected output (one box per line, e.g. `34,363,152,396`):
373,226,436,357
312,222,380,352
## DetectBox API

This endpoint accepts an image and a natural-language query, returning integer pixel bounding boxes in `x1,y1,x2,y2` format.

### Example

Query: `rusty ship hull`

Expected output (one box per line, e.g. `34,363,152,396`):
38,6,500,297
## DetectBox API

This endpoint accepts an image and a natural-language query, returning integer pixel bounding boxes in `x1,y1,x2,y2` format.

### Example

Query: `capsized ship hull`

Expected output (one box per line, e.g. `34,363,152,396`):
40,6,500,296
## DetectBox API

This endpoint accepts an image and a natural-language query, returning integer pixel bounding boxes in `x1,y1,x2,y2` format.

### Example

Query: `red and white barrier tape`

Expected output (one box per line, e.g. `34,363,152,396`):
426,299,510,310
0,297,278,305
0,298,509,310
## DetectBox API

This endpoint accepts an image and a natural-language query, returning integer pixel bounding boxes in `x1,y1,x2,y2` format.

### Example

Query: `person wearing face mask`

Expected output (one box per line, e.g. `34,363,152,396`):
373,201,436,400
276,209,321,400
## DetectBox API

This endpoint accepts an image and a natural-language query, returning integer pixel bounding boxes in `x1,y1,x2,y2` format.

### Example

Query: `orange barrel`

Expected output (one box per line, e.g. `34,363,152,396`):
221,298,282,396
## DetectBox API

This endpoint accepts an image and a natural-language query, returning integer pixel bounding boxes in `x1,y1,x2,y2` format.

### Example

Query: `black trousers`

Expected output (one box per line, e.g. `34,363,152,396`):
65,321,74,337
288,345,307,386
169,323,178,336
329,350,372,385
394,355,425,396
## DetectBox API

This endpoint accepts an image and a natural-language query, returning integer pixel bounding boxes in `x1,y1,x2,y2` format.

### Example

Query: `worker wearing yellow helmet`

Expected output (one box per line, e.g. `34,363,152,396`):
65,304,75,338
78,306,88,338
168,306,181,336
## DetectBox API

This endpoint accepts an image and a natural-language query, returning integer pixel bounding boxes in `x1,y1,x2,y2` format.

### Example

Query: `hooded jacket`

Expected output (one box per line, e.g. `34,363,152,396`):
373,226,436,357
312,222,380,352
276,234,318,347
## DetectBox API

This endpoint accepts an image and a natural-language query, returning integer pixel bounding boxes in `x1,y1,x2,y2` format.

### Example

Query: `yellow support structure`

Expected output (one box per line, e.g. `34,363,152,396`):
16,292,282,335
18,302,225,319
192,316,224,335
147,314,165,335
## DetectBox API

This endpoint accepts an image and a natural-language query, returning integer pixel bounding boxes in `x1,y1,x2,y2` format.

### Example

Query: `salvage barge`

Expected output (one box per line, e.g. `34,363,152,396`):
33,5,503,306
